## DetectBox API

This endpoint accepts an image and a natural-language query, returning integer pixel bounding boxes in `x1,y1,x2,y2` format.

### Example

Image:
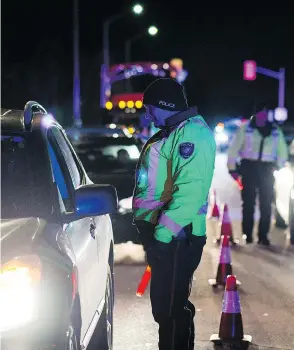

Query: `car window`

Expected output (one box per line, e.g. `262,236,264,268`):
69,135,140,174
226,125,239,133
1,134,54,218
50,127,83,188
47,141,71,212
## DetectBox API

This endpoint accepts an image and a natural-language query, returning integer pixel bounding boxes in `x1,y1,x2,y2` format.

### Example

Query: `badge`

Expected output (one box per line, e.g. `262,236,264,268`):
179,142,195,159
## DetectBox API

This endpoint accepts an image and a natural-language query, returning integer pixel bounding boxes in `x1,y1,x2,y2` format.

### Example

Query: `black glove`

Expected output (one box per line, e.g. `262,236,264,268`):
146,240,170,266
229,170,239,181
134,220,156,252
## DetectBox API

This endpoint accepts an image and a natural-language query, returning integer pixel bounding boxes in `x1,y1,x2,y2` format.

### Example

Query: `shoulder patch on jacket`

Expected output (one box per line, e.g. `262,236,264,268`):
179,142,194,159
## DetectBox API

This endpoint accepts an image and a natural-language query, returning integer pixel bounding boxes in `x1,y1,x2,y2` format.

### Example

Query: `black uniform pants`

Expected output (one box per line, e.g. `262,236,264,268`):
240,160,275,240
147,235,206,350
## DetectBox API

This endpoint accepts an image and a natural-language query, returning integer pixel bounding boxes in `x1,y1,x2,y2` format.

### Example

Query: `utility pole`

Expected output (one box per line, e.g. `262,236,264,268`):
73,0,82,126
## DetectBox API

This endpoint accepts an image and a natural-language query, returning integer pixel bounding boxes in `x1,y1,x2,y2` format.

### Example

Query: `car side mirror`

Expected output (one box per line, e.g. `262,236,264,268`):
74,184,118,218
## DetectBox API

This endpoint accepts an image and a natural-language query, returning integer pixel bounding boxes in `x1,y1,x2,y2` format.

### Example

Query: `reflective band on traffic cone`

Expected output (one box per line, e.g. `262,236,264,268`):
219,275,243,340
136,265,151,297
210,275,252,345
208,235,232,287
207,189,220,219
215,204,238,245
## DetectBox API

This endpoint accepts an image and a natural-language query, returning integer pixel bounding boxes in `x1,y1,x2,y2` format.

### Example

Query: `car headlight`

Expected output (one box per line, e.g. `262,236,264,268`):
118,197,133,214
215,132,228,143
274,167,294,187
0,255,41,331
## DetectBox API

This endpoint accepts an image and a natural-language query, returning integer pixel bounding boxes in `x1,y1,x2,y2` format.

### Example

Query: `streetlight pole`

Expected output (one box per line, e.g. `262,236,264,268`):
124,33,143,93
125,33,143,64
103,13,125,76
278,68,285,108
100,4,144,107
73,0,81,126
124,26,158,92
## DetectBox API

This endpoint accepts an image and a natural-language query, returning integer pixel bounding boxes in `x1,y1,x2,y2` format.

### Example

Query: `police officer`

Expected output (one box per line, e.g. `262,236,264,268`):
227,104,288,245
132,78,216,350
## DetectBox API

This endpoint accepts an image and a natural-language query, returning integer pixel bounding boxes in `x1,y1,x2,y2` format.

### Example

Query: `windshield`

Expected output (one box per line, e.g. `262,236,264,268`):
225,124,239,133
1,134,53,219
69,135,141,174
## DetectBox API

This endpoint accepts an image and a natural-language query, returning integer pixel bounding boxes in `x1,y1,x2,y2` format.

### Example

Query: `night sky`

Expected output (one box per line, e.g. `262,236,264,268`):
2,0,293,125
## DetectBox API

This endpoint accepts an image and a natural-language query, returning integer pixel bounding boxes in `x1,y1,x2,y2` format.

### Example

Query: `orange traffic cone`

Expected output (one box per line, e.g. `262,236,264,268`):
214,204,238,245
136,265,151,297
210,275,252,345
207,189,220,219
209,235,234,287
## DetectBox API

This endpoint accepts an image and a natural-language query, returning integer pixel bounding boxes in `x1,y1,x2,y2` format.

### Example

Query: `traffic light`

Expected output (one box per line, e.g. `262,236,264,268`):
243,60,256,81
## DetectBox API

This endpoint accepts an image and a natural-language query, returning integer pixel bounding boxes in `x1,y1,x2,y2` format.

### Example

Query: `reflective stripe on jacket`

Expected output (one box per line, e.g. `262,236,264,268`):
227,121,288,172
132,112,216,243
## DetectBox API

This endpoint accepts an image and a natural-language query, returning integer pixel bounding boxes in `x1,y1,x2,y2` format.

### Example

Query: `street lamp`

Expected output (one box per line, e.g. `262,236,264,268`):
100,4,144,107
124,26,158,92
132,4,143,15
148,25,158,36
103,3,144,74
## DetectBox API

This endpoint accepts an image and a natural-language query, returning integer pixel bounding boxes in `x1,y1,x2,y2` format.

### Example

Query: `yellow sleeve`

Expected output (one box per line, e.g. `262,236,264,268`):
227,123,247,171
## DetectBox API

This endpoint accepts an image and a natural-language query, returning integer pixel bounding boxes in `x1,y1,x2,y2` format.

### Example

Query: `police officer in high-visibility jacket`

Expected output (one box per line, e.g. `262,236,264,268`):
227,105,288,245
132,78,216,350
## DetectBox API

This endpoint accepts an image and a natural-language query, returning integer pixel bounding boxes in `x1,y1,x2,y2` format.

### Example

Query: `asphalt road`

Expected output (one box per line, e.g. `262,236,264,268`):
112,153,294,350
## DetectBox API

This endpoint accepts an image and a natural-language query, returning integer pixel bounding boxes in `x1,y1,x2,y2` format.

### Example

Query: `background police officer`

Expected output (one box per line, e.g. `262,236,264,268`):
227,104,288,245
132,78,216,350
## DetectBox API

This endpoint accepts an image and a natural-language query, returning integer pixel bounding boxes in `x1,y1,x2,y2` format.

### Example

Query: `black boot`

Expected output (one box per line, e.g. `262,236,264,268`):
258,237,270,246
245,235,253,244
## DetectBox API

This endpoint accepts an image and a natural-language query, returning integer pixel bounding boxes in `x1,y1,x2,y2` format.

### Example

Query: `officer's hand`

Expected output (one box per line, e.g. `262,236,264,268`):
134,220,156,252
229,171,239,181
140,235,155,253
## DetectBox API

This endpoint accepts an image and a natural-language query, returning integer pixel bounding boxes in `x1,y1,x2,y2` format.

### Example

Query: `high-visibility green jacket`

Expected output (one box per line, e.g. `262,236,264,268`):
132,108,216,243
227,120,288,172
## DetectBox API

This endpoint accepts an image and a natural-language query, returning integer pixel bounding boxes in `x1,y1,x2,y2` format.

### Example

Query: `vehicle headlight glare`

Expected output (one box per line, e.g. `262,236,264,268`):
0,255,41,331
118,197,133,214
215,132,228,143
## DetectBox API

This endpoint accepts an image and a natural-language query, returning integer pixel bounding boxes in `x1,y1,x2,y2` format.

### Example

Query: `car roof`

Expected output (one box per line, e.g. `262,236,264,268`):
224,118,247,126
65,126,132,139
1,101,62,134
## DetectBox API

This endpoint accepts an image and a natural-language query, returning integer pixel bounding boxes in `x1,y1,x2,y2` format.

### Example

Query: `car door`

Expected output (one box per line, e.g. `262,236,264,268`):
58,129,108,307
46,126,104,339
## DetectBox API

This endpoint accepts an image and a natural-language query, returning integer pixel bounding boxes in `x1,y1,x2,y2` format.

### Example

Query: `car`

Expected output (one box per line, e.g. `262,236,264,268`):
65,128,141,243
1,101,118,350
65,125,133,140
213,118,247,152
274,138,294,245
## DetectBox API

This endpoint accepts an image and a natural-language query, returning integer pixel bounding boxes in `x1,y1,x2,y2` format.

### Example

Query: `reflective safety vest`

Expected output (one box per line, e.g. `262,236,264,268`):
132,113,216,243
227,121,288,172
